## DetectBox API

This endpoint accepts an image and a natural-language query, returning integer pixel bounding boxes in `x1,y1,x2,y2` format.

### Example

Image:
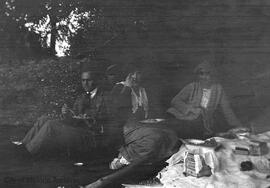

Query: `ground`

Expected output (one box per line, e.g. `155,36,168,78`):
0,57,165,188
0,124,117,188
0,124,166,188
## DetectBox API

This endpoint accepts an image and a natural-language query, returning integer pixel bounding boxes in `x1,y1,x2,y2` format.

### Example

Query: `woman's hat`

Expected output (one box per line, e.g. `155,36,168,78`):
194,60,215,74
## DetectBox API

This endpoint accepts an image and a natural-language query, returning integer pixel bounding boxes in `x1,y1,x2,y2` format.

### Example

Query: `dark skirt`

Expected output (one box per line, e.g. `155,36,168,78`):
119,119,179,163
162,112,213,139
164,117,206,139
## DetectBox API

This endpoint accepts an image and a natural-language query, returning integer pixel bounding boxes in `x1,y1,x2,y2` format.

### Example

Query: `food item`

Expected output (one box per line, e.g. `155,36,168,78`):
234,147,250,155
140,119,165,123
234,140,267,156
74,162,84,166
72,114,91,119
248,140,267,156
204,138,218,147
183,152,212,178
240,161,253,171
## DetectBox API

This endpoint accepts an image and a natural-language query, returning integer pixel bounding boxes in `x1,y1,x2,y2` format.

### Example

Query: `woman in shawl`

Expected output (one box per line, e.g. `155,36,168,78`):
167,61,243,139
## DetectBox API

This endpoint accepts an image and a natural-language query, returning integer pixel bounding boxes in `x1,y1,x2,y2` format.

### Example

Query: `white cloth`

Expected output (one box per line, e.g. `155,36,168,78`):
119,156,130,165
166,143,218,174
158,133,270,188
86,88,98,99
200,88,212,108
116,82,149,118
131,87,149,118
109,156,130,170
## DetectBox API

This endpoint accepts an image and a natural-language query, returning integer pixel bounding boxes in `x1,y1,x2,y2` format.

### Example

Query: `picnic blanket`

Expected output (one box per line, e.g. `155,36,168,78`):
157,132,270,188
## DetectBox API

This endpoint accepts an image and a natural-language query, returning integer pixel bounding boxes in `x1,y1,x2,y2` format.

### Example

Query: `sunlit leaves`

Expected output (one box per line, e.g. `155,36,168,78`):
0,0,153,57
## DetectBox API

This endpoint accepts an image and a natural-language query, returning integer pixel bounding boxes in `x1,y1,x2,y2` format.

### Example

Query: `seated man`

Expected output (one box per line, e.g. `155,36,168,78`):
104,64,122,91
167,61,243,139
19,68,110,155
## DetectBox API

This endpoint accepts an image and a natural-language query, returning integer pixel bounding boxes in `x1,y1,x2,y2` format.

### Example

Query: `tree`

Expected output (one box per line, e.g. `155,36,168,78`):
4,0,95,56
2,0,184,58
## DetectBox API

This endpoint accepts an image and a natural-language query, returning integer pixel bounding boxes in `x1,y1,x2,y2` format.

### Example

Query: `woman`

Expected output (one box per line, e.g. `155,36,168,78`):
109,69,179,169
167,61,243,139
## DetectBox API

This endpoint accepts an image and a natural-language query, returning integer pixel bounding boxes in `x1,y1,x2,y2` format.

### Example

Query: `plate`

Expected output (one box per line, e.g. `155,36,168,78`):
11,141,23,145
140,119,165,124
74,162,84,166
122,184,162,188
185,138,219,148
72,115,92,120
185,139,205,145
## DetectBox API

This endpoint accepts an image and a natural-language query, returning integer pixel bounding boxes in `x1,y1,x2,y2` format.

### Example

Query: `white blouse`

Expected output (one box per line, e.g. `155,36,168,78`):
200,88,212,109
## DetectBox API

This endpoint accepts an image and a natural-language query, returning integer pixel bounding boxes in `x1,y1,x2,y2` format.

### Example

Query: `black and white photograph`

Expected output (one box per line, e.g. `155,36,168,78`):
1,0,270,187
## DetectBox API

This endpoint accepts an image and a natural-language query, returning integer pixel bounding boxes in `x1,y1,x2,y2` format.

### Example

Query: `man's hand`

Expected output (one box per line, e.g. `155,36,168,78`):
61,103,70,115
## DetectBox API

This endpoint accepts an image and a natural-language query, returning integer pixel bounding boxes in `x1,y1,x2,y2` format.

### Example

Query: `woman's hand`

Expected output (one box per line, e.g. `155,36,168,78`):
123,73,134,88
186,105,201,115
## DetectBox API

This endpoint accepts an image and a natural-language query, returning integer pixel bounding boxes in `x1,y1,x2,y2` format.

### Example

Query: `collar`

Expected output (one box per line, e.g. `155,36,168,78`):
86,88,98,99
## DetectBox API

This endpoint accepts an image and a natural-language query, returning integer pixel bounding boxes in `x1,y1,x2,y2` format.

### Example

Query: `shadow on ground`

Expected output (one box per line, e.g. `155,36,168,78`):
0,125,165,188
0,124,117,188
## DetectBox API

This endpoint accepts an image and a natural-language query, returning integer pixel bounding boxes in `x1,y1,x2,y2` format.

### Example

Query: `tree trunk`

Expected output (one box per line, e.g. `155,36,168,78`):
49,14,57,56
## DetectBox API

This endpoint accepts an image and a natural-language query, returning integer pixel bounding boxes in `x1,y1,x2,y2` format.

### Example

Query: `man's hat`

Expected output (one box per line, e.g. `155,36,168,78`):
106,64,119,75
79,58,103,81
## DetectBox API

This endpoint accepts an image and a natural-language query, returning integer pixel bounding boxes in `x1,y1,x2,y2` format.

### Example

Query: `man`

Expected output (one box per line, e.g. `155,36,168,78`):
20,69,110,155
105,64,121,89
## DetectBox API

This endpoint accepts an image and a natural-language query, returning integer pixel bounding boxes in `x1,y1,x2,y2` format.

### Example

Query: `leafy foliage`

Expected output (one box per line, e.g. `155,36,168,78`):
2,0,99,56
0,58,81,125
36,58,81,117
1,0,162,58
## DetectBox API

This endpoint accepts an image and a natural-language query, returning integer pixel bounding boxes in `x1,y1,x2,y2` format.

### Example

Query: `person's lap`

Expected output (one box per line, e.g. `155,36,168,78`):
160,117,206,139
24,116,98,154
120,120,179,163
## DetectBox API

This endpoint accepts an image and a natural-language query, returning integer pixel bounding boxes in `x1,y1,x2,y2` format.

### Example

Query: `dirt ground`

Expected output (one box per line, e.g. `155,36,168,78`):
0,124,166,188
0,124,118,188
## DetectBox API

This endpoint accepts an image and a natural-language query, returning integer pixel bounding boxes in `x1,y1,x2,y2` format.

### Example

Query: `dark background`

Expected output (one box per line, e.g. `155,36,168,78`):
1,0,270,126
1,1,270,188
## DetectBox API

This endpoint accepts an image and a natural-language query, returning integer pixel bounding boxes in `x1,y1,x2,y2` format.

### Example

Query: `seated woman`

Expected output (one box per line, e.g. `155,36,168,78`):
19,69,110,156
109,69,179,169
167,61,243,139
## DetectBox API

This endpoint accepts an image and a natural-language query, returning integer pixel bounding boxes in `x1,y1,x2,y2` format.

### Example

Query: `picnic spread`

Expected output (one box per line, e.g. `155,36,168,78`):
123,129,270,188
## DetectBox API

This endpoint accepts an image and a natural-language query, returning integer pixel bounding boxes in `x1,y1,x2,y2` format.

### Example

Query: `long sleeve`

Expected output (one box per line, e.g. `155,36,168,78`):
98,93,111,120
220,89,242,127
170,83,194,115
73,95,83,115
110,84,132,122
